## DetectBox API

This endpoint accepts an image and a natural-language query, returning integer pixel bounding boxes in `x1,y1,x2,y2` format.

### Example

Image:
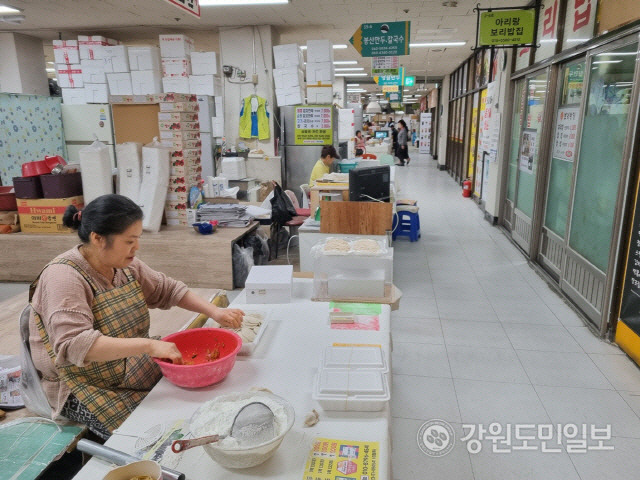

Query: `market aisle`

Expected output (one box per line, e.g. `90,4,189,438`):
389,149,640,480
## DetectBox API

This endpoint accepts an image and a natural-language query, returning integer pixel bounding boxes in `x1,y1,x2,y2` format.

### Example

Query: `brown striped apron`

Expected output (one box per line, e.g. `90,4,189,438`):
30,258,162,432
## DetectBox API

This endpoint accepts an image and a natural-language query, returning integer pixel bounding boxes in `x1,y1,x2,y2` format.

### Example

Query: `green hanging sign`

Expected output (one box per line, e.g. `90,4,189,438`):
350,21,411,57
478,9,535,46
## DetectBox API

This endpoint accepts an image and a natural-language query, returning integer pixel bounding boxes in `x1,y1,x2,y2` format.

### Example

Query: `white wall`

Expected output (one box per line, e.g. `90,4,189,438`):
332,77,345,108
437,74,450,167
219,26,277,156
0,33,48,95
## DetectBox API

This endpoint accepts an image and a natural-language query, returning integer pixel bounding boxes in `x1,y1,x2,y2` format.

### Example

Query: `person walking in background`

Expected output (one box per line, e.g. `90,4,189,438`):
396,119,409,166
411,129,417,146
391,125,399,161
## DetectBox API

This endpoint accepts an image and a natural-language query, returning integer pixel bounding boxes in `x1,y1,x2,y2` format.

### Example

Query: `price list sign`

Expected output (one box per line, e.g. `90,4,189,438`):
552,106,580,162
372,56,399,75
294,106,333,145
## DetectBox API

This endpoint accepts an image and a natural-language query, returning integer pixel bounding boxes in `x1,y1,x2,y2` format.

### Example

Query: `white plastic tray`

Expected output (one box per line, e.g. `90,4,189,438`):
204,306,270,355
320,346,388,373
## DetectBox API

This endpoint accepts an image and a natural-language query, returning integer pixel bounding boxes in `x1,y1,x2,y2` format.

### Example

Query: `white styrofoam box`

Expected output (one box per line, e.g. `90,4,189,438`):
273,43,303,69
190,51,218,75
139,140,171,232
116,142,143,203
196,95,214,131
275,87,304,106
321,346,387,372
313,369,390,411
245,265,293,304
102,45,130,73
61,88,86,105
220,156,246,181
81,59,106,83
131,70,162,95
53,40,79,64
200,133,214,178
273,66,304,90
55,64,83,88
307,85,333,104
328,271,386,298
79,140,114,204
162,58,191,77
128,46,161,71
188,75,220,96
306,61,334,84
78,35,109,60
106,72,133,95
159,34,194,58
306,39,334,64
162,76,190,94
158,111,199,122
212,117,225,137
85,83,109,103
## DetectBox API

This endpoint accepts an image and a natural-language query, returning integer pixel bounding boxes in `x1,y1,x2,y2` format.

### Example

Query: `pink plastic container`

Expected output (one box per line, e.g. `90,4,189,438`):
153,328,242,388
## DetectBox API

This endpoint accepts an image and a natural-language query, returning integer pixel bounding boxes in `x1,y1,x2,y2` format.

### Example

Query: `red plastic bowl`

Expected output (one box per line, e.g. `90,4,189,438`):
22,160,50,177
153,328,242,388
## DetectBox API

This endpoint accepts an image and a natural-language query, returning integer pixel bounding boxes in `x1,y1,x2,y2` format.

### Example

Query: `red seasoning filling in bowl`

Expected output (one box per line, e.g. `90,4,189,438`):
183,346,222,365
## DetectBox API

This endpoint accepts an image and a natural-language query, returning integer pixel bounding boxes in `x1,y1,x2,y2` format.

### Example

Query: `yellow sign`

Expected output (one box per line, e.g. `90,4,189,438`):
479,9,535,46
382,85,399,93
303,438,380,480
294,106,333,145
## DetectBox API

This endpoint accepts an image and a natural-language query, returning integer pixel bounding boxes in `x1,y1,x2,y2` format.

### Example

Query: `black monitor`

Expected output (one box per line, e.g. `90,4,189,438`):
349,165,391,202
375,130,389,139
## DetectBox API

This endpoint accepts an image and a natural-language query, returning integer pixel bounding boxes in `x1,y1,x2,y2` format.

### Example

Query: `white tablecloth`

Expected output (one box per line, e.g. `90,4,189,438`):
75,279,392,480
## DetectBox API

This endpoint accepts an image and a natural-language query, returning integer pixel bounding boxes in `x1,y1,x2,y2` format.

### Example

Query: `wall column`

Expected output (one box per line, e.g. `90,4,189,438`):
0,33,48,95
437,74,450,168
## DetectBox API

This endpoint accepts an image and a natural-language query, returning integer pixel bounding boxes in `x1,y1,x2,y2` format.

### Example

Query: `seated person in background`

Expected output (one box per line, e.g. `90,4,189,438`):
309,145,338,186
354,130,366,152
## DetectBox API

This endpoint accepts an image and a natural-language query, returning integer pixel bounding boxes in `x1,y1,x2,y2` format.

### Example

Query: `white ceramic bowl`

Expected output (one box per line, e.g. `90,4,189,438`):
190,391,295,469
102,460,162,480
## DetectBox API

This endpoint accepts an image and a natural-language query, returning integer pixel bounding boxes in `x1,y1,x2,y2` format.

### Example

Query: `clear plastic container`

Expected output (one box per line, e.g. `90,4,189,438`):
320,346,387,373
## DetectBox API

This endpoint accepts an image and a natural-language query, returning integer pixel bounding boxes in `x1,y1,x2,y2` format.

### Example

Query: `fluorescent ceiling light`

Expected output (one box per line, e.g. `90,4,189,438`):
47,61,54,65
200,0,288,5
335,67,364,71
300,44,347,50
334,60,358,65
593,60,622,64
0,5,20,14
335,73,368,76
346,83,360,86
566,38,590,43
410,41,466,47
46,68,55,72
376,93,384,96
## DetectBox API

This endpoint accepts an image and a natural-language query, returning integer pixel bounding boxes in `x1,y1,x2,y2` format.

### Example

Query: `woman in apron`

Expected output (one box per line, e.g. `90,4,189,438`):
28,194,244,440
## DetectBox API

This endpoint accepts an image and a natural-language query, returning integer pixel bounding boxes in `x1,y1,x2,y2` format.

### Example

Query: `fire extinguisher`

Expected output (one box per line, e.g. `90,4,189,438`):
462,179,472,197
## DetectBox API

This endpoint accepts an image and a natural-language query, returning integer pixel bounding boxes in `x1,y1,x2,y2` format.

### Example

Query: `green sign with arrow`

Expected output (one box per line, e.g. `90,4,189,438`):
350,21,411,57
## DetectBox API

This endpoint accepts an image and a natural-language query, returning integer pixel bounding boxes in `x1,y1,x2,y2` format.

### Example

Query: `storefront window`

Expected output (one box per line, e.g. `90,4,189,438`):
568,42,638,271
507,79,526,201
544,60,585,237
515,71,549,218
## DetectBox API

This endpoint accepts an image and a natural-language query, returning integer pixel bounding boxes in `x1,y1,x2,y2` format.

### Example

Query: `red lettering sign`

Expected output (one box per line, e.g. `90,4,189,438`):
543,0,558,37
574,0,592,32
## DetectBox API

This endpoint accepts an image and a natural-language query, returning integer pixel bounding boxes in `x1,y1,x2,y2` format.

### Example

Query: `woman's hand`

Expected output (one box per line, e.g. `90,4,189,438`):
148,339,184,364
213,308,245,329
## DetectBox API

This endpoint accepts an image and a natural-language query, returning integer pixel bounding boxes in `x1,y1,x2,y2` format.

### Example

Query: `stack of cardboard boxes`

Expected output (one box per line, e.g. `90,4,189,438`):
160,34,193,94
305,40,335,104
272,43,305,106
158,93,202,226
81,36,118,103
54,40,83,104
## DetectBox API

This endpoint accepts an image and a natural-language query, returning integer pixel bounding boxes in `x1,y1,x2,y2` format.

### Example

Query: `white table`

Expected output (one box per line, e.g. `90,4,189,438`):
75,279,392,480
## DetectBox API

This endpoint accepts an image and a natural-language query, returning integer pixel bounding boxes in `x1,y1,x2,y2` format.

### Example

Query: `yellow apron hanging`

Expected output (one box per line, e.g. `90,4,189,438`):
30,258,161,432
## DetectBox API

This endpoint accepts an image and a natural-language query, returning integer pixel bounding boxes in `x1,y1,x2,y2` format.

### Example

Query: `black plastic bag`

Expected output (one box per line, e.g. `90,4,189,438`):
270,182,296,225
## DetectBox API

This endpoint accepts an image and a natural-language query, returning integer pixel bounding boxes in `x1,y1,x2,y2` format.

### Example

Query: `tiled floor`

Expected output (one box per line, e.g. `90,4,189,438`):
390,150,640,480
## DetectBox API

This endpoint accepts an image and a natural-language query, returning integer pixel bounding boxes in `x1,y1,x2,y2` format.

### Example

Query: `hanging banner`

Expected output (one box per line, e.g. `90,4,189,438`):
478,9,536,46
552,106,580,162
350,21,411,57
564,0,596,49
375,68,405,86
536,0,560,61
164,0,200,17
382,85,399,93
294,106,333,145
419,112,431,155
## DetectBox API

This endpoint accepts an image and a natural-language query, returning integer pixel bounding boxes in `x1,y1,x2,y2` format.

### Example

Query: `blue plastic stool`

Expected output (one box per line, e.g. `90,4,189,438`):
392,210,421,242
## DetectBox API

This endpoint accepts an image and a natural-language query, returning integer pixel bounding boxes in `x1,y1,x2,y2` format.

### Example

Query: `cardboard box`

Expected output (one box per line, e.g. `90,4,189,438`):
131,70,162,95
165,201,189,214
166,217,189,226
158,111,199,122
170,148,201,159
81,59,106,83
159,129,200,141
78,41,105,61
162,58,191,77
128,46,161,71
153,92,198,103
158,120,200,131
159,34,194,58
158,101,199,113
191,51,218,75
275,87,304,106
162,77,190,94
55,64,83,88
106,72,133,95
85,83,109,103
53,40,79,64
188,75,221,96
273,43,303,68
307,85,334,104
306,39,334,63
103,45,130,73
306,61,334,83
17,196,84,234
160,137,201,150
171,163,202,177
61,88,87,105
273,66,305,89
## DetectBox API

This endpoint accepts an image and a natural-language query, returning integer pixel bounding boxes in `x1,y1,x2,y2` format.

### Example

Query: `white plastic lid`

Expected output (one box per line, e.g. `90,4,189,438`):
245,265,293,288
322,346,386,371
316,369,387,396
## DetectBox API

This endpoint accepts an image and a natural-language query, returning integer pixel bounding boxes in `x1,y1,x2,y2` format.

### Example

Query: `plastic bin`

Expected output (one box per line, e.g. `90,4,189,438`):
40,173,83,198
0,186,17,210
13,176,43,199
313,368,390,411
337,162,357,173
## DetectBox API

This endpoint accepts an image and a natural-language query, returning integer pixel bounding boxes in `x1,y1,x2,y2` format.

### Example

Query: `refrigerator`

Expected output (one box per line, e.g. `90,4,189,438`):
280,105,338,201
61,104,116,168
196,95,216,179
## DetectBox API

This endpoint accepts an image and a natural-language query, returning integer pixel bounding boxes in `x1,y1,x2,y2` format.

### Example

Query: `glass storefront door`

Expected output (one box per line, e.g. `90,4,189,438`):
503,79,526,230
